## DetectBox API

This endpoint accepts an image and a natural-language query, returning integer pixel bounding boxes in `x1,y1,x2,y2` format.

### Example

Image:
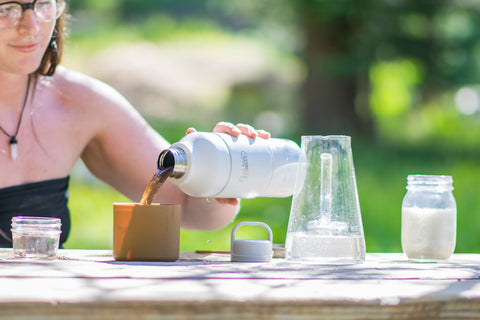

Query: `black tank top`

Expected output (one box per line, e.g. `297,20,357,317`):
0,177,70,247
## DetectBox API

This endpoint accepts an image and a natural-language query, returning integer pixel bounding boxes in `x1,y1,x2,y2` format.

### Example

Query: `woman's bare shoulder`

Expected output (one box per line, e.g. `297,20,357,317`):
49,66,132,114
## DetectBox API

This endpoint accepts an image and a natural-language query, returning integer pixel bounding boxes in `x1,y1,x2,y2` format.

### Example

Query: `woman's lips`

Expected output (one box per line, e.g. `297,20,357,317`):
10,42,40,53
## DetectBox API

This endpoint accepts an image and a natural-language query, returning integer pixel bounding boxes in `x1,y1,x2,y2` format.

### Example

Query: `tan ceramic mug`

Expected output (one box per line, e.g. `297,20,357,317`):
113,203,181,261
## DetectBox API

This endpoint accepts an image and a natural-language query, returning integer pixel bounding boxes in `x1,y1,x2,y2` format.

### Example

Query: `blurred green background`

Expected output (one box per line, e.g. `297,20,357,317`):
62,0,480,253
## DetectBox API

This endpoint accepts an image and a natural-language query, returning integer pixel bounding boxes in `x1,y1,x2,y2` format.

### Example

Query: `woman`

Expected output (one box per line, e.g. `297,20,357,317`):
0,0,269,246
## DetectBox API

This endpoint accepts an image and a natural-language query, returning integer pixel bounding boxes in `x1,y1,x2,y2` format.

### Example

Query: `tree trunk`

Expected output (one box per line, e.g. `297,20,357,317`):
299,9,371,136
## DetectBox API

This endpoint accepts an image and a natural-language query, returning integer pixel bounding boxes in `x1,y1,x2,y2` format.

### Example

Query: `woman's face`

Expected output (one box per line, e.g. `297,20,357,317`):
0,0,56,76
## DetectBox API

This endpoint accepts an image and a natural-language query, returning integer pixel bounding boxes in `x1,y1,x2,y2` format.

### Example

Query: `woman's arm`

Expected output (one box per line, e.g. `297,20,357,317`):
74,71,266,231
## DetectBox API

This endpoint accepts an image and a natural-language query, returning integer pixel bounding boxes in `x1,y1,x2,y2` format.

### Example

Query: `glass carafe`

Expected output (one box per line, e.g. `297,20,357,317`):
285,135,365,264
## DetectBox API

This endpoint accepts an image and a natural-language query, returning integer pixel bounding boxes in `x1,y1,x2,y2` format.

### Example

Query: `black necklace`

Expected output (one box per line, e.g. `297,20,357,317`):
0,75,31,160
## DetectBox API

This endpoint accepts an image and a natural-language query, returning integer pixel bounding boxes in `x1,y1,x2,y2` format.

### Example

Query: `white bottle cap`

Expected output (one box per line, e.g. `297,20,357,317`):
231,222,273,262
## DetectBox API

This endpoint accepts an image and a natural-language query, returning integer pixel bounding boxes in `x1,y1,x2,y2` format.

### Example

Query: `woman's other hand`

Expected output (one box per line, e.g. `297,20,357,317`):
186,122,271,139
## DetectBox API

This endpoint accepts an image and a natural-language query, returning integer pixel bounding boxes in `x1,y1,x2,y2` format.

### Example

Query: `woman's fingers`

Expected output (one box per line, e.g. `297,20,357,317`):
235,123,258,139
256,129,271,139
186,127,197,135
213,122,241,136
215,198,240,206
198,122,270,139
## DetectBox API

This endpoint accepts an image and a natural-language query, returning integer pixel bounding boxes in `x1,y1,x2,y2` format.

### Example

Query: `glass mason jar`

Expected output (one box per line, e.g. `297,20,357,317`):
11,216,62,259
401,175,456,261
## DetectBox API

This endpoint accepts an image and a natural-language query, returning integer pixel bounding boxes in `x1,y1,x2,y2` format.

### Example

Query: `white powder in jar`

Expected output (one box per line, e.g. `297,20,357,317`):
401,207,456,261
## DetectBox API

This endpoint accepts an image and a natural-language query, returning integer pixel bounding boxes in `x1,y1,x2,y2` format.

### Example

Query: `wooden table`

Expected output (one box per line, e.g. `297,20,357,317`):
1,249,480,319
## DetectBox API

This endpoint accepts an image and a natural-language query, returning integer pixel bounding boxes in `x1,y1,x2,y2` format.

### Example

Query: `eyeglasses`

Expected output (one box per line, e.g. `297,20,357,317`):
0,0,65,30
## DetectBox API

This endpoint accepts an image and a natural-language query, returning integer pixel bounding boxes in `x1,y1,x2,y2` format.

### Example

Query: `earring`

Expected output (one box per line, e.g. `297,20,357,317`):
51,40,58,51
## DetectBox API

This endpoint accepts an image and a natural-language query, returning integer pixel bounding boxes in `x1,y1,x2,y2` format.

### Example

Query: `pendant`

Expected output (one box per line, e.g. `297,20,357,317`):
9,138,17,160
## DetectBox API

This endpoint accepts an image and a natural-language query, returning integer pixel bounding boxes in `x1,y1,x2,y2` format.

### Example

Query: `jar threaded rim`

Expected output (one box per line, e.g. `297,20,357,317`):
406,174,453,191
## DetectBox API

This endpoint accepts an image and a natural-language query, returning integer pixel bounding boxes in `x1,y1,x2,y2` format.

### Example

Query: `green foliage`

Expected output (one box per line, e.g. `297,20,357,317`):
369,59,422,117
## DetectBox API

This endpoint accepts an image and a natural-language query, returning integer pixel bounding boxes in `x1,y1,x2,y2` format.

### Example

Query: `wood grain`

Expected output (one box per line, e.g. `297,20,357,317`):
0,250,479,319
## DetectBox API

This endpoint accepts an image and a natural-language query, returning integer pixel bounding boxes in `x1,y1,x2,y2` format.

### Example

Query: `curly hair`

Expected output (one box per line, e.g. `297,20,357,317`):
36,3,67,76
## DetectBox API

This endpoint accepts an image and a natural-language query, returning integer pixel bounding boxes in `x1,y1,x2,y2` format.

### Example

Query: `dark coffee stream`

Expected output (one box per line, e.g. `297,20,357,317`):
140,166,173,205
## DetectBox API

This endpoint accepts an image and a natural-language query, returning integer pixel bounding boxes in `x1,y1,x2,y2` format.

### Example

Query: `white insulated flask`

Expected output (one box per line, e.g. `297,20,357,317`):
157,132,301,198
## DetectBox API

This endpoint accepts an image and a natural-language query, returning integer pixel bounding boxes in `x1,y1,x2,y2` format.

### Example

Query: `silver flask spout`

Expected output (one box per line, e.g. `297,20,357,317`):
157,148,187,179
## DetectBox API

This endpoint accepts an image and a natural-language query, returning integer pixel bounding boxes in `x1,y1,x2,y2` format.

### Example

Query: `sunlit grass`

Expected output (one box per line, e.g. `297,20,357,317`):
64,181,127,249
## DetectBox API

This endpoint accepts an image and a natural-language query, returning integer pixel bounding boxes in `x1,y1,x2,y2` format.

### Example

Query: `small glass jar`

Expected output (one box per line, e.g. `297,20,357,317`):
11,216,62,259
401,175,456,261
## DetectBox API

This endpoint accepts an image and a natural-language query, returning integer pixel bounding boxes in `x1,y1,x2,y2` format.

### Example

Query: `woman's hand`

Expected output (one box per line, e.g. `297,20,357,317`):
185,122,271,206
186,122,271,139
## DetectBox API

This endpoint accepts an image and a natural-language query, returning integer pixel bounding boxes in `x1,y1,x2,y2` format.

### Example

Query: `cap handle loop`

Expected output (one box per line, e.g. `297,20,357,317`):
230,222,273,262
231,221,273,243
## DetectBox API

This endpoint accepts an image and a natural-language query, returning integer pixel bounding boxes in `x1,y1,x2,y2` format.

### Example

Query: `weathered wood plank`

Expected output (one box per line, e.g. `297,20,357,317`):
1,300,480,320
0,250,480,319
